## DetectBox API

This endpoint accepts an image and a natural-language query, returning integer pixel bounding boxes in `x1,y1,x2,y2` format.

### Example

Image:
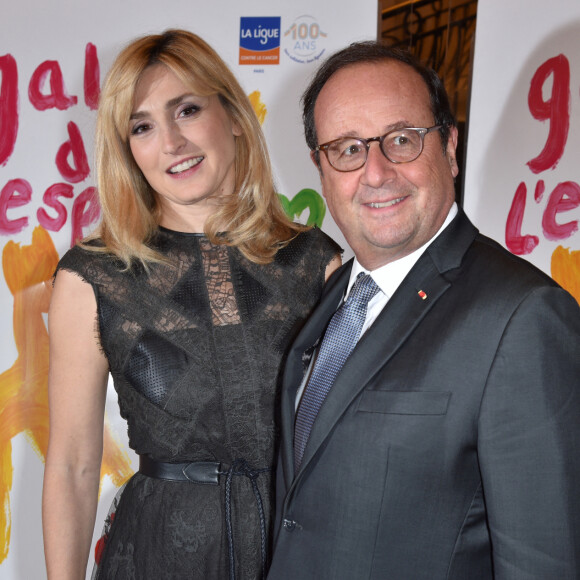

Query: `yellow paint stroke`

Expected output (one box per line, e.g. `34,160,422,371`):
0,227,133,563
551,246,580,305
249,90,267,125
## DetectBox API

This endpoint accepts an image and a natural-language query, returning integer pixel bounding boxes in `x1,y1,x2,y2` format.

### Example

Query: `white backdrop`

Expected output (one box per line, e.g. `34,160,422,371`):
0,2,376,578
464,0,580,303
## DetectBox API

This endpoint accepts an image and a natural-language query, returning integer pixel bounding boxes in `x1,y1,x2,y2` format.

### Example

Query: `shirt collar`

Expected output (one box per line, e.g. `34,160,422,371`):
347,202,458,299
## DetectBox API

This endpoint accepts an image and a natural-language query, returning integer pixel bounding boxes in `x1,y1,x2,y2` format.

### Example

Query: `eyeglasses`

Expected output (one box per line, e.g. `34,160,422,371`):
314,125,444,172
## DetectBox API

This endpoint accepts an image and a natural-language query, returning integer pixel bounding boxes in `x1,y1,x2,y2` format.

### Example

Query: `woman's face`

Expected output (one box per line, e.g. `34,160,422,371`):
128,64,241,231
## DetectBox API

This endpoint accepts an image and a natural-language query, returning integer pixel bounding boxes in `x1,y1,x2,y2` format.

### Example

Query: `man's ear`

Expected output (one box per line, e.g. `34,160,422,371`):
310,150,323,174
446,125,459,178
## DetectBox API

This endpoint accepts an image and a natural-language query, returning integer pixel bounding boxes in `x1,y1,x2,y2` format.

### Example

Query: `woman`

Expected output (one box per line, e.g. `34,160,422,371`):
42,29,340,580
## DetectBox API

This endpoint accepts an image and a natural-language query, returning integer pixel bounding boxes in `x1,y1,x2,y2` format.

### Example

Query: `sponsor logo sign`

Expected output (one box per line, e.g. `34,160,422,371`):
283,14,327,64
239,17,281,65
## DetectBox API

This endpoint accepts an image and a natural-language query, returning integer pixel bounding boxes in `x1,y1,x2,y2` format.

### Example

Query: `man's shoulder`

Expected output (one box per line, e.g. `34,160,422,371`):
469,231,558,290
433,209,559,292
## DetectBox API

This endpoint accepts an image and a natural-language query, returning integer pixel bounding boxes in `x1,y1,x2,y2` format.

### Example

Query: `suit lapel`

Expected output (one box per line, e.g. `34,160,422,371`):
293,210,479,478
298,255,448,471
279,261,353,485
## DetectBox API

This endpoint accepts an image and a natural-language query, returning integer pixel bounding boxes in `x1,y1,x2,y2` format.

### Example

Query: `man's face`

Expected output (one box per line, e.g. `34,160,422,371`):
313,60,459,270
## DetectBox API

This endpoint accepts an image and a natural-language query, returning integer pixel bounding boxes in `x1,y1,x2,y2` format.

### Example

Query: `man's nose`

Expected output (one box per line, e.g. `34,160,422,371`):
360,141,397,187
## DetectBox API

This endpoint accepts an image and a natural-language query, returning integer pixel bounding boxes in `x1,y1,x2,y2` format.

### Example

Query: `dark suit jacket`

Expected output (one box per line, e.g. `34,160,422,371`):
268,210,580,580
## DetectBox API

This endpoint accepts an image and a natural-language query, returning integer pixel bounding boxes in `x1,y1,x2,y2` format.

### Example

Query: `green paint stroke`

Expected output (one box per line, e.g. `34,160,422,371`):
278,188,326,227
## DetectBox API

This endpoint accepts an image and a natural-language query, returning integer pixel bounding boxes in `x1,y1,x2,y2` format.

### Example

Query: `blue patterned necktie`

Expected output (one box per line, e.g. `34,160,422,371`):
294,273,380,470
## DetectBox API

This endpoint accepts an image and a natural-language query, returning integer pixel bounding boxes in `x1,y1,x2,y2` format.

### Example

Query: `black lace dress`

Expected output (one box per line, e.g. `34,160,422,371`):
55,226,339,580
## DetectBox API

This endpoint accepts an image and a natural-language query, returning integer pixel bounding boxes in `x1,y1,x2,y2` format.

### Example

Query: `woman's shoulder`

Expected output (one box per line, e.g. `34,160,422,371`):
55,240,121,285
286,226,342,256
273,227,342,276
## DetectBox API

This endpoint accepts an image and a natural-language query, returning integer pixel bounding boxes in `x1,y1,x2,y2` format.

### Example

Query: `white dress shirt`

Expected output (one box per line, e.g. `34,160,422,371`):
295,203,458,407
348,202,458,336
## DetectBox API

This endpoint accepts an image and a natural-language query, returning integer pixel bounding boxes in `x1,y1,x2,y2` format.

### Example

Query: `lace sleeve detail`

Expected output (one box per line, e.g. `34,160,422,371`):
308,226,343,272
277,227,342,286
54,245,110,355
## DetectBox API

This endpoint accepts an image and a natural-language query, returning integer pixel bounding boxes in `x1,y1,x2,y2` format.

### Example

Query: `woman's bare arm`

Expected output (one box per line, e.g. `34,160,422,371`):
42,269,109,579
325,253,342,281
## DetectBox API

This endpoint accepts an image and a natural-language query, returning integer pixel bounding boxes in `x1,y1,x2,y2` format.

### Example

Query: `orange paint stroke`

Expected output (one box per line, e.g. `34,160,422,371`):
248,90,267,125
551,246,580,305
0,227,133,563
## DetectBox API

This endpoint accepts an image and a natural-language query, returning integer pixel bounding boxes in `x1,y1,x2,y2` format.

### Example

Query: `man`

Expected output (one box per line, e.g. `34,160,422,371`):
267,42,580,579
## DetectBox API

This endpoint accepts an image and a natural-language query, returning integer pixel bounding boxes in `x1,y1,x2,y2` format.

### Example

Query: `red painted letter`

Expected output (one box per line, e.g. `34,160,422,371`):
505,181,539,255
84,43,100,110
527,54,570,174
70,186,100,246
56,122,90,183
0,178,31,234
0,54,18,167
542,181,580,241
37,182,74,231
29,60,78,111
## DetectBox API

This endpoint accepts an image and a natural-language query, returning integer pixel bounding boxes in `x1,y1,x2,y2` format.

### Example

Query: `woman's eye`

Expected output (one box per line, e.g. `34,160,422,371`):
130,123,151,136
179,104,200,118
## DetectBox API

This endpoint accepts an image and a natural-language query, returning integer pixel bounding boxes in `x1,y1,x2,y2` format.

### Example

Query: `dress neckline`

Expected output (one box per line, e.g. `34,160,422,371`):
158,225,207,237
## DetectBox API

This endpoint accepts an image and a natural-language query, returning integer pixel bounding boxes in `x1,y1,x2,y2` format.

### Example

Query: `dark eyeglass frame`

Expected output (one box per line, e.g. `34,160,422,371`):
314,125,444,172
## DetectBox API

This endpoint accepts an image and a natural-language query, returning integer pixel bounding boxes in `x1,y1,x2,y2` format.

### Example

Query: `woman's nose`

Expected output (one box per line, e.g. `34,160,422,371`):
162,122,187,154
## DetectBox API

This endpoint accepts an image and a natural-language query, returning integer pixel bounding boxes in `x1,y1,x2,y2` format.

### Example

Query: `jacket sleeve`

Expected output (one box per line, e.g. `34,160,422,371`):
478,285,580,579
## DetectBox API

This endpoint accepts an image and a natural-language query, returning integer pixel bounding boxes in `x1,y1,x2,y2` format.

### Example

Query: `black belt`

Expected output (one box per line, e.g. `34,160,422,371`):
139,455,220,484
138,455,272,580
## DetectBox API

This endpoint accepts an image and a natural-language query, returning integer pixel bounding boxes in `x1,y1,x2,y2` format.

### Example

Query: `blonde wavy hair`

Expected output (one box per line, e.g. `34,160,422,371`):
88,29,304,266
